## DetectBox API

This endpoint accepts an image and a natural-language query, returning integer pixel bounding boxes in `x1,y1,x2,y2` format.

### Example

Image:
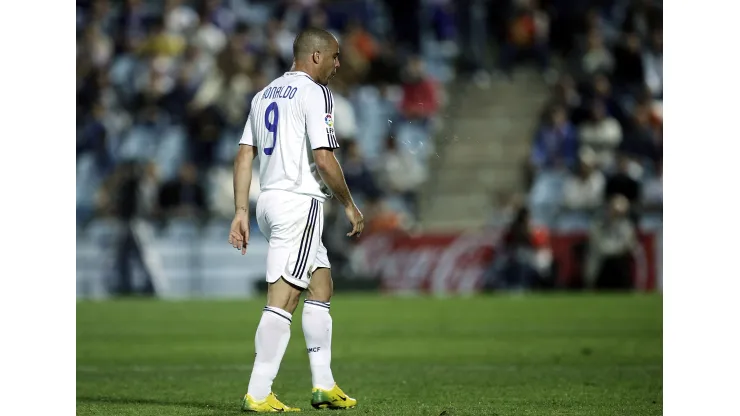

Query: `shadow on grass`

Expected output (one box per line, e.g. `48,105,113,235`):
76,395,238,413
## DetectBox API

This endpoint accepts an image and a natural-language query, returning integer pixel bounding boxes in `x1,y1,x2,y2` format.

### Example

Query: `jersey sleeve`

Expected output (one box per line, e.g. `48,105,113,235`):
239,95,259,146
305,84,340,150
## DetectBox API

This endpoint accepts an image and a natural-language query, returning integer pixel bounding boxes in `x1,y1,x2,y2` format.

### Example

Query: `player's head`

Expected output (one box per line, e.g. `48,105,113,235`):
292,27,340,86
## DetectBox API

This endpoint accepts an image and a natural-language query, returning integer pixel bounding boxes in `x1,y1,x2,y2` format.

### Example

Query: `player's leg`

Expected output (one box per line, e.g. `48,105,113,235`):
242,276,303,412
304,266,334,388
245,278,302,400
242,192,312,412
303,245,357,409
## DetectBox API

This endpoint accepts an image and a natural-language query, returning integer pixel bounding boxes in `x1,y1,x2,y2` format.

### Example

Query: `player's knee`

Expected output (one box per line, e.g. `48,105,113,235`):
267,278,304,313
307,268,333,303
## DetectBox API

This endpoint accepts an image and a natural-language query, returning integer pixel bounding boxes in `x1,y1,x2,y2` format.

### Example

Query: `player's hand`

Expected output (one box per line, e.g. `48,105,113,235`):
344,204,364,238
228,212,250,255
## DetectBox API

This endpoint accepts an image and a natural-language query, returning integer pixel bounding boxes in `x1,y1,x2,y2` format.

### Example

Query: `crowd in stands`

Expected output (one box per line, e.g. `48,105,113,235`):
487,0,662,291
526,0,663,232
77,0,662,293
76,0,452,243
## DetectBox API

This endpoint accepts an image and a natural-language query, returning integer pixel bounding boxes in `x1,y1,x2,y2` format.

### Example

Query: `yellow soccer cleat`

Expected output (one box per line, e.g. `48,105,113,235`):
311,384,357,410
241,392,301,412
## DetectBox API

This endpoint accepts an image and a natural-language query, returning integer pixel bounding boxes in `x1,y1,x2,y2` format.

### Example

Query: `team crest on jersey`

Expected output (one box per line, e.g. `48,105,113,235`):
324,114,334,127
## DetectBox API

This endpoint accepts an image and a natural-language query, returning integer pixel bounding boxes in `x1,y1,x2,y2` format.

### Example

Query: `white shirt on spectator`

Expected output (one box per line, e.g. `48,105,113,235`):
332,92,357,139
579,117,622,169
562,170,605,210
381,149,428,193
166,5,198,35
192,22,227,56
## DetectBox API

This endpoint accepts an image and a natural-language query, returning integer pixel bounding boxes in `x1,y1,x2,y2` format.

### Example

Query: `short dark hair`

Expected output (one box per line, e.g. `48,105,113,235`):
292,27,336,59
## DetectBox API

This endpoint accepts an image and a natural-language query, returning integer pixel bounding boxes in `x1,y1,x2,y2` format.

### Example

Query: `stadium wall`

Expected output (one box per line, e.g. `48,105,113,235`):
76,220,662,299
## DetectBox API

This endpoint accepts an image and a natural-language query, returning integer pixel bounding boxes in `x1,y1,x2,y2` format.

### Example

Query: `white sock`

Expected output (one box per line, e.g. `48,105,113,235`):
302,300,335,389
247,306,292,401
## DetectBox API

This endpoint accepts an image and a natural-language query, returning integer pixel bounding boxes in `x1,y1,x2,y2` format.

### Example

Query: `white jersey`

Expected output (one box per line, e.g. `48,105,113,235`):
239,71,339,201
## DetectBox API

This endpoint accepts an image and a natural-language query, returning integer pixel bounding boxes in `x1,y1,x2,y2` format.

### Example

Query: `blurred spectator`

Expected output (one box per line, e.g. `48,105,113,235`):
137,161,161,219
81,24,114,69
383,0,422,54
186,105,225,170
453,0,489,86
192,11,227,57
265,18,297,68
488,207,553,291
578,100,622,170
132,64,172,124
621,0,662,39
573,28,614,81
582,7,619,47
584,195,637,290
83,0,115,36
612,32,644,92
77,101,116,176
604,154,641,210
643,28,663,99
530,105,579,172
157,162,208,218
138,17,186,59
339,140,380,200
499,0,551,76
217,24,259,126
562,149,605,212
113,161,145,222
344,18,379,64
160,65,198,124
399,56,440,123
363,195,408,236
549,74,582,120
641,162,662,214
199,0,237,34
116,0,151,54
618,101,661,168
164,0,199,36
365,39,403,86
583,74,628,126
330,83,359,140
378,135,428,217
330,19,375,89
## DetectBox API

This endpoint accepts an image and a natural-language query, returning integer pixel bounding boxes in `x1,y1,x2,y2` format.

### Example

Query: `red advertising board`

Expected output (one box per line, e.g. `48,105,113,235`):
352,230,659,293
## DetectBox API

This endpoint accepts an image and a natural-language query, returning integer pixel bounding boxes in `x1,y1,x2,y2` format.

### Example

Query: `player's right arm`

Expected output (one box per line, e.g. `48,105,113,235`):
229,106,258,254
305,85,364,237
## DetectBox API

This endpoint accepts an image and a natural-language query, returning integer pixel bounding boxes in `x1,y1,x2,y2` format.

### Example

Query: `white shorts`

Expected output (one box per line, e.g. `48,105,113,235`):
256,190,330,289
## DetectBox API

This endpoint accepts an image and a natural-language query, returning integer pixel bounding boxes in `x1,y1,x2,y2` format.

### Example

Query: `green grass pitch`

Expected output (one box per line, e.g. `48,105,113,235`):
77,293,662,415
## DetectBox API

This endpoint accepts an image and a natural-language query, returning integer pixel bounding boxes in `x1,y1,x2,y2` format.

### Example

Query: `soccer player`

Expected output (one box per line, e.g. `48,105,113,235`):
228,27,364,412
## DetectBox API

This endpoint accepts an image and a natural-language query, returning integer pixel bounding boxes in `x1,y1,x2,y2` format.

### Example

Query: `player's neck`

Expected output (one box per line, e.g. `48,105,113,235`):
291,64,319,81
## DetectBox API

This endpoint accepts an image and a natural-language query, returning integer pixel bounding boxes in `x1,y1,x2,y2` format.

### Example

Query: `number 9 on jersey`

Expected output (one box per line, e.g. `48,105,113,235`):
264,102,279,155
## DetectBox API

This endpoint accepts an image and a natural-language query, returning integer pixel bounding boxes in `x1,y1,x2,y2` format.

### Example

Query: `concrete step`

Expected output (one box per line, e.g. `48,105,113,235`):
433,167,521,191
422,198,492,219
438,146,529,167
420,72,549,231
439,122,540,142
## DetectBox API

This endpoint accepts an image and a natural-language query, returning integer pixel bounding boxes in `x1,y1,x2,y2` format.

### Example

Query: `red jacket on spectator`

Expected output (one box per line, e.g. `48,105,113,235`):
400,77,439,120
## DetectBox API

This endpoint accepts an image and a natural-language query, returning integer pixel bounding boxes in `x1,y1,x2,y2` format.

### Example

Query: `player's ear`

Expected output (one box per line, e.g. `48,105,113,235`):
312,51,320,64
